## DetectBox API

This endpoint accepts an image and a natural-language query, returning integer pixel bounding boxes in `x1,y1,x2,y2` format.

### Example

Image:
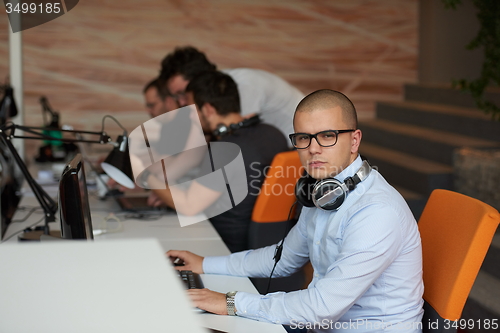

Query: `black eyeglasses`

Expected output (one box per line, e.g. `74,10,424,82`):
168,91,186,102
289,129,355,149
145,101,160,109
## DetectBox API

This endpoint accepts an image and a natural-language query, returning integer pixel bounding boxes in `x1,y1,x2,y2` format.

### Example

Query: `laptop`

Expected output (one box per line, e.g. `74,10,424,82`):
95,173,169,213
0,239,208,333
114,192,170,213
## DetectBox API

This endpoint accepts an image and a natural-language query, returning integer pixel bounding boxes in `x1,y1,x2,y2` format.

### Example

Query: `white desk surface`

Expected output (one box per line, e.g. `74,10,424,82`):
3,191,286,333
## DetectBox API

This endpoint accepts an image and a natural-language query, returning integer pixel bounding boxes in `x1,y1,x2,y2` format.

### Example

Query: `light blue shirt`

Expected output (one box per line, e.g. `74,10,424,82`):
204,156,424,332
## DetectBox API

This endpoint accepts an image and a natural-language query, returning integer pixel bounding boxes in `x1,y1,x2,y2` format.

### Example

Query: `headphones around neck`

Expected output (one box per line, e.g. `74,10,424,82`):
295,160,372,211
213,114,261,137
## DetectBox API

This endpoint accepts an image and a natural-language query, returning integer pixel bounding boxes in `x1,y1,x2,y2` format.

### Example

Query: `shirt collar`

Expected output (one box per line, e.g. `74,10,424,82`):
333,155,362,182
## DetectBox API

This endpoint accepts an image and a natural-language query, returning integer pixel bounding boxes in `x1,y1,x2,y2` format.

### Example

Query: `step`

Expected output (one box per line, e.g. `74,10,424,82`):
359,119,500,166
376,100,500,142
360,142,453,196
393,186,427,220
405,83,500,111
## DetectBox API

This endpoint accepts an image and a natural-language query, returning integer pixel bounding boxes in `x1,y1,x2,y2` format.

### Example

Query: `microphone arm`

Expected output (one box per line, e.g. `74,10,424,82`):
0,123,118,237
39,96,60,128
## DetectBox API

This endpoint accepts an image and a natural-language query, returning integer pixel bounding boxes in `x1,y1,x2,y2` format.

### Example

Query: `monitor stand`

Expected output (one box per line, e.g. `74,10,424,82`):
18,228,61,241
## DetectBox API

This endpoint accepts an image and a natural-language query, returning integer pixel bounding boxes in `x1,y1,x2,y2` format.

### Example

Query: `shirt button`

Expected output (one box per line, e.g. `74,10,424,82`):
314,273,319,277
316,241,320,245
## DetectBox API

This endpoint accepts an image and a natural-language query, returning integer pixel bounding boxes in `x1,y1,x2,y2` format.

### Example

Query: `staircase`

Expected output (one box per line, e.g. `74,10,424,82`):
359,83,500,332
359,83,500,219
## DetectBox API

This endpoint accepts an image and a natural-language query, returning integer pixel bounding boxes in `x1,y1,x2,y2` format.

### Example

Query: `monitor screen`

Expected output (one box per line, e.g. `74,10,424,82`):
58,154,93,240
0,142,22,240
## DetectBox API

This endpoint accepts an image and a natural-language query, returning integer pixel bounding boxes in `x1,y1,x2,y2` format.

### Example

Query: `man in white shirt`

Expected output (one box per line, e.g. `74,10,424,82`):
159,46,304,142
167,89,424,333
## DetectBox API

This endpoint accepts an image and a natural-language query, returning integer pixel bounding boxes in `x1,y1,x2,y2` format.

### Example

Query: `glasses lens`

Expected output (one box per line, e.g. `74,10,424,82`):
316,131,338,147
292,133,311,148
175,92,186,100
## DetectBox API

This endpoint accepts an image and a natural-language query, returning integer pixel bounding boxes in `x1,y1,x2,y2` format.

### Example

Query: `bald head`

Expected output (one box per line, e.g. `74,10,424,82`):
294,89,358,130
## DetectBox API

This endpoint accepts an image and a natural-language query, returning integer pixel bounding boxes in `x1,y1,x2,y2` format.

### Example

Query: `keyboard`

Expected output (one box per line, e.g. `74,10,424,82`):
178,270,204,289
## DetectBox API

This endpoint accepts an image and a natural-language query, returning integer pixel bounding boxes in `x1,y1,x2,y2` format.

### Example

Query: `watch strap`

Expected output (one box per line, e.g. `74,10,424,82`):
139,169,151,188
226,291,237,316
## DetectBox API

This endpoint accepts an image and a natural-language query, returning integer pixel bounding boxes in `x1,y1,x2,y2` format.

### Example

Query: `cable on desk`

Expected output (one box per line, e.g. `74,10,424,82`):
1,216,45,243
92,213,123,236
12,206,43,223
103,213,123,233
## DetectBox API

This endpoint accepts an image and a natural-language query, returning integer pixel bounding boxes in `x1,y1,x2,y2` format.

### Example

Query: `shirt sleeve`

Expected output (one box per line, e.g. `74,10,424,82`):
232,203,405,325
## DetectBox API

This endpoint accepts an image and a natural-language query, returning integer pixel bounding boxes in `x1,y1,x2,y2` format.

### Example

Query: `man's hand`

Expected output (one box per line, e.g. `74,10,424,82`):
147,192,164,207
166,250,204,274
187,289,228,315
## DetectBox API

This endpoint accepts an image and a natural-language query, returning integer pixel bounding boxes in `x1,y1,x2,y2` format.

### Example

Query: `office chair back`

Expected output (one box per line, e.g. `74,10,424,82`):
249,150,305,293
419,189,500,332
251,150,303,223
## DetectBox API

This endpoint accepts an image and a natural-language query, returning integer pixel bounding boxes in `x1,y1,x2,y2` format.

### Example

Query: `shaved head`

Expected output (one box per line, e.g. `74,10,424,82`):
294,89,358,129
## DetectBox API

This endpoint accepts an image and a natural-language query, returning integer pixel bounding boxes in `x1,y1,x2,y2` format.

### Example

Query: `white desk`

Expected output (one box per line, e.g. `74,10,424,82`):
3,192,286,333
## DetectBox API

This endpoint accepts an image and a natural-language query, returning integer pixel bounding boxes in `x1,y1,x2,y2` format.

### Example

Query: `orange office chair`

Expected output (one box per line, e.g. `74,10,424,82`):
251,150,303,226
248,150,305,294
419,189,500,332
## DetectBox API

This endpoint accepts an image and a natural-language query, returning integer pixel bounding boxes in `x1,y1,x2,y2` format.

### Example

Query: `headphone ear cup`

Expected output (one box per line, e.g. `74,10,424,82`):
312,180,346,210
243,114,261,127
213,123,229,137
295,174,316,208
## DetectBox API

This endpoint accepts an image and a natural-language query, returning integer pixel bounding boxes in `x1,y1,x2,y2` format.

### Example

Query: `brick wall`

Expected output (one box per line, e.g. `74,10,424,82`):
0,0,418,156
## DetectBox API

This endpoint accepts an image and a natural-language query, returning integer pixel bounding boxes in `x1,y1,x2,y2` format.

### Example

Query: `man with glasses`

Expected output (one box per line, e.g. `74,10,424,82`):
159,46,304,145
140,78,205,206
143,78,178,119
167,89,424,333
107,79,181,194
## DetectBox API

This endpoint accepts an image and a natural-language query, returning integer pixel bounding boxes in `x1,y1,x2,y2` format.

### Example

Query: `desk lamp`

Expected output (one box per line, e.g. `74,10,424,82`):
0,115,135,240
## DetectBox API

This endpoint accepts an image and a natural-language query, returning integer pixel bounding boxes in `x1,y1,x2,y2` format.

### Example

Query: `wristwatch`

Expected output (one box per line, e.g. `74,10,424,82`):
139,169,151,188
226,291,238,316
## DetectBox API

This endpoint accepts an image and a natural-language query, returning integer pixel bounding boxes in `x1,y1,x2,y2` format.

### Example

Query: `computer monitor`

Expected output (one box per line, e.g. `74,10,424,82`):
58,153,93,240
0,142,22,240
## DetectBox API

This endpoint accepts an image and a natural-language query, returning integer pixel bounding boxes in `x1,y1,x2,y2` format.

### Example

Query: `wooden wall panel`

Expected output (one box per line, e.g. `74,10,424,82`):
0,0,417,156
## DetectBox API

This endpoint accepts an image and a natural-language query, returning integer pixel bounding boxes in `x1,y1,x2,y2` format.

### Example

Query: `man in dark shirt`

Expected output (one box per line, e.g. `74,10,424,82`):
145,71,288,252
